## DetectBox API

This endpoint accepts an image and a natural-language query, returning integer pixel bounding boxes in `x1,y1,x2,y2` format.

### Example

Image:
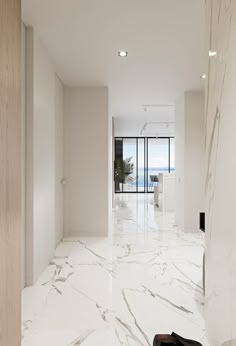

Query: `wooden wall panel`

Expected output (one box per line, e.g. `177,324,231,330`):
0,0,21,345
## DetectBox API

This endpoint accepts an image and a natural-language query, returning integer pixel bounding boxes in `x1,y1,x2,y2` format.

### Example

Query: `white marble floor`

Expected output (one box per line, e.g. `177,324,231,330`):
22,193,209,346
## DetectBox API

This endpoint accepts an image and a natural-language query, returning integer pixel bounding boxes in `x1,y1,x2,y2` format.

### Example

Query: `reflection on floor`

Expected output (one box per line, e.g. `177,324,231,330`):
22,193,209,346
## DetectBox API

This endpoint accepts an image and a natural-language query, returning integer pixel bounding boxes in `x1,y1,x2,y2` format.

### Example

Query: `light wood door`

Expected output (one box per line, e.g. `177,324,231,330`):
0,0,21,344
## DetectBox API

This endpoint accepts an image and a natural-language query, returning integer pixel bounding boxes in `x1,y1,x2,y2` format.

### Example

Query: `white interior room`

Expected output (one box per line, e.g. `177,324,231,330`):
1,0,235,345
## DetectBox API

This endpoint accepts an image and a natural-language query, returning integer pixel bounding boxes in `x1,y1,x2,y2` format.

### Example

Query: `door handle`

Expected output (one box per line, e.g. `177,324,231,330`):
61,178,66,185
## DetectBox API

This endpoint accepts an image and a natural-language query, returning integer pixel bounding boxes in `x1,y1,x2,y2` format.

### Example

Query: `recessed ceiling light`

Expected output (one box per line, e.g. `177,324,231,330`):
209,50,217,57
118,51,128,57
201,74,206,79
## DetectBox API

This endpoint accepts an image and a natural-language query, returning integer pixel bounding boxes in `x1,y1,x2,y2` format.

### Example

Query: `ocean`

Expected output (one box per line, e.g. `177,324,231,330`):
128,167,175,187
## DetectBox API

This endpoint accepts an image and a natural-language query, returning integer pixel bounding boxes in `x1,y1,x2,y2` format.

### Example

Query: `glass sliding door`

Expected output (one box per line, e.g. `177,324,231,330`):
147,138,169,192
114,137,175,193
137,138,145,192
114,138,123,192
114,138,138,192
122,138,137,192
170,138,175,172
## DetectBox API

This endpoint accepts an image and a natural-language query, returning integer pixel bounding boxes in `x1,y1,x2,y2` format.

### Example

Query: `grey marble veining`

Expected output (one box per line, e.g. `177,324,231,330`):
205,1,236,345
22,194,208,345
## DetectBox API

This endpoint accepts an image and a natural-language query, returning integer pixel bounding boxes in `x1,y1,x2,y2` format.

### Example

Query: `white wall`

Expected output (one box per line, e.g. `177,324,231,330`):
205,2,236,345
175,91,205,232
184,91,205,231
25,28,64,284
175,95,185,230
55,75,64,247
64,87,109,237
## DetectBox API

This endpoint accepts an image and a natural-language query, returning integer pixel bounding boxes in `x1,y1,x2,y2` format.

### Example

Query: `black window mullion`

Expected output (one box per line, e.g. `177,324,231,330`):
168,137,171,173
147,138,149,192
136,138,138,192
122,138,124,192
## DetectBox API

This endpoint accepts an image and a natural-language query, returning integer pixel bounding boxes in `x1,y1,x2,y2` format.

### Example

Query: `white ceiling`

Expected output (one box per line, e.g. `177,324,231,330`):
22,0,206,118
115,106,175,137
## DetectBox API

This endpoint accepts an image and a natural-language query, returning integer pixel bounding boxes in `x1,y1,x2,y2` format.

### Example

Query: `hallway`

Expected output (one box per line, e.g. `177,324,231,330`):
22,194,208,346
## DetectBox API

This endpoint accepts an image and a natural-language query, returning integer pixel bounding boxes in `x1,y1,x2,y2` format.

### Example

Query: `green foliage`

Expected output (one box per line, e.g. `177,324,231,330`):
114,157,134,183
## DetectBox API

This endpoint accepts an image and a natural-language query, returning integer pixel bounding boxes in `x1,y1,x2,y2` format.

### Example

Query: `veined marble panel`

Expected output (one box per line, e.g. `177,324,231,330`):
205,1,236,345
22,194,208,345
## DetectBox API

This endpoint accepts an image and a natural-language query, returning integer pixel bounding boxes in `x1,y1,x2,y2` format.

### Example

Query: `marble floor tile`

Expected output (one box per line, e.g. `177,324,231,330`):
22,193,209,345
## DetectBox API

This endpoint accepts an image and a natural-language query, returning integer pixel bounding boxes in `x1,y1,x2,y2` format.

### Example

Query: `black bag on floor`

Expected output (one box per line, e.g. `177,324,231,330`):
153,332,203,346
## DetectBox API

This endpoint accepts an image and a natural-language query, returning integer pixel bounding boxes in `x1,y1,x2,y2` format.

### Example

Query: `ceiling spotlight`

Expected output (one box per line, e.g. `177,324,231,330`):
209,50,217,57
118,51,128,57
201,74,206,79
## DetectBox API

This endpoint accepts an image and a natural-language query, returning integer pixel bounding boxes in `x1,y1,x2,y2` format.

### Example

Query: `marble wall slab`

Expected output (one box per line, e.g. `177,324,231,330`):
205,1,236,345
